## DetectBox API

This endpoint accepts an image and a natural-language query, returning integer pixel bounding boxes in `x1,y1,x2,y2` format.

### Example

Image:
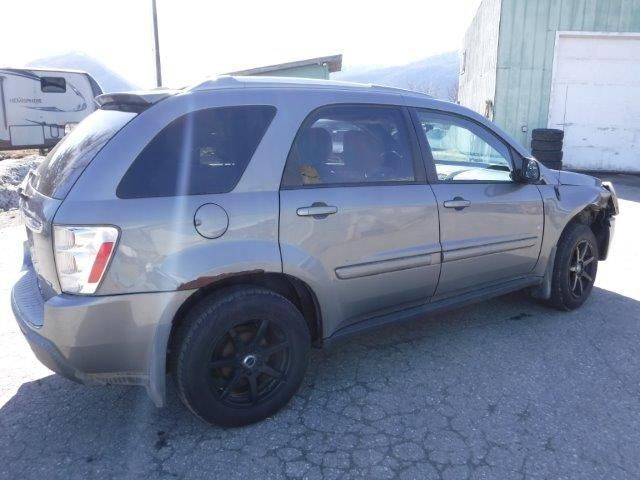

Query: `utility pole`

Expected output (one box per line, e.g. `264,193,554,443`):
152,0,162,87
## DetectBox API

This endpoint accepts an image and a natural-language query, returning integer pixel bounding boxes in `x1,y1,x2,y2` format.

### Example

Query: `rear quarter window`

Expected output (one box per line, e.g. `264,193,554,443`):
116,105,276,198
33,110,137,199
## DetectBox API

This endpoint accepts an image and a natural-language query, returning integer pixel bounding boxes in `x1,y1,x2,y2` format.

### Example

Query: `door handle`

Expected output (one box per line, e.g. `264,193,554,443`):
296,202,338,218
443,197,471,210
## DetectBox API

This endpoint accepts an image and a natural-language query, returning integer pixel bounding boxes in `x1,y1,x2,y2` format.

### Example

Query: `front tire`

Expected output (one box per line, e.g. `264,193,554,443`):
548,223,599,310
172,287,310,427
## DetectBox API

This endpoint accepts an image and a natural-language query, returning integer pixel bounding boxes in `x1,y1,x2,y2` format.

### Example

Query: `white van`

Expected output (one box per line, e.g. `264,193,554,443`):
0,68,102,150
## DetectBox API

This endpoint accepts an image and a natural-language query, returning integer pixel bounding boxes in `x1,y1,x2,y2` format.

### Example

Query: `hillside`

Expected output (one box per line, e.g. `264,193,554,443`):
23,51,460,99
333,51,459,100
26,52,137,93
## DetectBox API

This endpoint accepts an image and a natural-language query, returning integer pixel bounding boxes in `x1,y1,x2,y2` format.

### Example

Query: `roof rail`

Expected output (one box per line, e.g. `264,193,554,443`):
369,84,433,98
187,75,432,97
186,75,242,91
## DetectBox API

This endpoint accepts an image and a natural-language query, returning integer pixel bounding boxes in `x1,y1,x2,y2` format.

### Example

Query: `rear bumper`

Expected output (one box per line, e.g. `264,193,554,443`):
11,272,84,383
11,265,192,406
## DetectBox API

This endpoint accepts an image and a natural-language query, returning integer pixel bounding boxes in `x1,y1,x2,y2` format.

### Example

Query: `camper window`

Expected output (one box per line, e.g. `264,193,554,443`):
41,77,66,93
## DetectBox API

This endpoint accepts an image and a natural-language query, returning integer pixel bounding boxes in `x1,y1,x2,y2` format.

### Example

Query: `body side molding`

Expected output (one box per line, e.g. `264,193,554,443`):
335,253,436,280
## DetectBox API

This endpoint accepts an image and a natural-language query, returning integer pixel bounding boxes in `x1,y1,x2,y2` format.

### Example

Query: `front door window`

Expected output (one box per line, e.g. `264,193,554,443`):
415,111,514,183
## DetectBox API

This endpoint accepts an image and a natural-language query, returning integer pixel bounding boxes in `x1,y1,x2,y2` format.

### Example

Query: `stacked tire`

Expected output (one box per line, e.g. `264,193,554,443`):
531,128,563,170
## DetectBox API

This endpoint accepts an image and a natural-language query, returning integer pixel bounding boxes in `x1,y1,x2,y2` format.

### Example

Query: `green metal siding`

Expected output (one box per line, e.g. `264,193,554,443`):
493,0,640,146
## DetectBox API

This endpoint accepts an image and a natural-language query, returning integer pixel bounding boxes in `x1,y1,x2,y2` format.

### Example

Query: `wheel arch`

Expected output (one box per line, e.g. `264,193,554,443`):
532,197,612,301
561,201,614,261
548,181,616,263
147,272,322,408
167,272,323,361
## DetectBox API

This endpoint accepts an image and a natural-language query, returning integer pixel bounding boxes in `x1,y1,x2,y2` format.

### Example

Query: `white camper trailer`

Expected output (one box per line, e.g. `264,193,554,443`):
0,68,102,150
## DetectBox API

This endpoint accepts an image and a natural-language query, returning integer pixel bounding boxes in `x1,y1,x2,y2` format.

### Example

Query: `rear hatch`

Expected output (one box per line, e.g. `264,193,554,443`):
20,109,137,298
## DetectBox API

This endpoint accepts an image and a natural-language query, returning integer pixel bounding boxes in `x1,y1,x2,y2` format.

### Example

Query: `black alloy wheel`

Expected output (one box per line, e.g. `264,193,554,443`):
172,286,310,427
546,223,599,310
568,240,596,299
209,319,291,407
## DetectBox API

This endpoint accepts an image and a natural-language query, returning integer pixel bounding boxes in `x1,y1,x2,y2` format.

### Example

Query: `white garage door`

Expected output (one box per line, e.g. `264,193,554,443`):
548,34,640,172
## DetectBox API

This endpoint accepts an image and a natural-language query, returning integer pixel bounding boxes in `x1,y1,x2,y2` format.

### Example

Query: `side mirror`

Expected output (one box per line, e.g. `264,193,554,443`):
520,157,540,183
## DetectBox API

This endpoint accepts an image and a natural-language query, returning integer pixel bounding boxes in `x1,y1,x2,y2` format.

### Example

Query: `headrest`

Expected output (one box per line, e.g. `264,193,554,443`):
299,128,332,162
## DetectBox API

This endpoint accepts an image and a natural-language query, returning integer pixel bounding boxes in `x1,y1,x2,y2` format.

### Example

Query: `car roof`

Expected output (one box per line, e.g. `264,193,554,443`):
98,75,530,159
101,75,439,112
186,75,433,99
181,75,530,156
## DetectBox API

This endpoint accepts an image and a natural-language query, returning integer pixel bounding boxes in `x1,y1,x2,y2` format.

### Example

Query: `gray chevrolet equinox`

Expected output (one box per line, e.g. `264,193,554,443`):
12,76,618,426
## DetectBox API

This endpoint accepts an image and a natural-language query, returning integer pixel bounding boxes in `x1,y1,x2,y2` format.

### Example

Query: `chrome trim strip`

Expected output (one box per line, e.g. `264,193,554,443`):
336,253,434,280
443,235,538,262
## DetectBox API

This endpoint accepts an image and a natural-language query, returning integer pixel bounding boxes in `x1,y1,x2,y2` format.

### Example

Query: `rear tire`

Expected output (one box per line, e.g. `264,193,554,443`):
172,286,310,427
547,223,599,311
531,139,563,151
541,159,563,171
532,149,563,162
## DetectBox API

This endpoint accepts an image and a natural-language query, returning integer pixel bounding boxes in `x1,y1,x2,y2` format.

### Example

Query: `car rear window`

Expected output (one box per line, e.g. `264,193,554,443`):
33,110,136,199
116,105,276,198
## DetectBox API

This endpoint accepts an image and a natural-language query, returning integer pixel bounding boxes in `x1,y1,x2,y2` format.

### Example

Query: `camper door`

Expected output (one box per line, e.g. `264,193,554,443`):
0,75,9,148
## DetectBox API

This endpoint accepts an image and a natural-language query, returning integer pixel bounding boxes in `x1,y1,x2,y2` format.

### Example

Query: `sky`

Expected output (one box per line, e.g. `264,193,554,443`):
0,0,482,88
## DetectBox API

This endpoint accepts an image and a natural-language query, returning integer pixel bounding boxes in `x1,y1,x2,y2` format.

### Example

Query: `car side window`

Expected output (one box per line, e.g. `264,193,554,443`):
415,111,514,182
282,105,416,187
117,106,276,198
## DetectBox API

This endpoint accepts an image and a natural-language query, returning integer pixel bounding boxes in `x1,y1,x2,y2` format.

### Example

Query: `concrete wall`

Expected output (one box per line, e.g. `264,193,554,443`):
493,0,640,147
458,0,502,119
251,64,330,80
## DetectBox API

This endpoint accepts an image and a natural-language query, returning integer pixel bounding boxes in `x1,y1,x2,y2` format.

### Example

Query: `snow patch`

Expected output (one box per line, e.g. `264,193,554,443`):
0,155,44,211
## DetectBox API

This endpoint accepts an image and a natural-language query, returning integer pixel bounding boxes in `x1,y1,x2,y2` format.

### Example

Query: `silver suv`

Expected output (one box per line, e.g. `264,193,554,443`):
12,76,618,426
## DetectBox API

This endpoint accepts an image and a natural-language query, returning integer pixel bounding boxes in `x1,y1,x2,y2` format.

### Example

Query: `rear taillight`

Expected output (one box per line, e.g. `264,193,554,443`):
53,225,119,294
